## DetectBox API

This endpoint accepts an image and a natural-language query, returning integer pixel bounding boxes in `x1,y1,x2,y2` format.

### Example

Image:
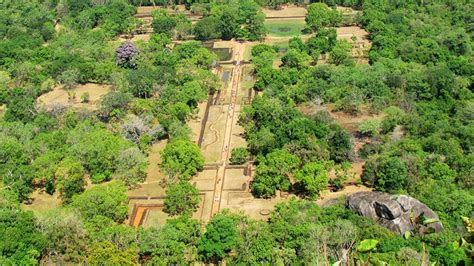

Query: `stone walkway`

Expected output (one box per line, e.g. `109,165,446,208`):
210,43,245,217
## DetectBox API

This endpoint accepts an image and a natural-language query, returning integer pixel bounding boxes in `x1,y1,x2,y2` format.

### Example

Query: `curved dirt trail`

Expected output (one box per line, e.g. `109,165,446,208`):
203,106,223,150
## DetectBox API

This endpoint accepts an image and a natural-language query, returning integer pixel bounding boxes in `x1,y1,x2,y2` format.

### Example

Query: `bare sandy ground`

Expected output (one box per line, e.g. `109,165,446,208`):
336,26,370,44
326,104,384,134
37,83,112,111
263,5,307,18
189,101,208,143
317,185,372,206
21,190,61,213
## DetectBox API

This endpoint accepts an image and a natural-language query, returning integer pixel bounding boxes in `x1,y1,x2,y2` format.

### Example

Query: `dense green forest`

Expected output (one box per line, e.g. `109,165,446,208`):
0,0,473,265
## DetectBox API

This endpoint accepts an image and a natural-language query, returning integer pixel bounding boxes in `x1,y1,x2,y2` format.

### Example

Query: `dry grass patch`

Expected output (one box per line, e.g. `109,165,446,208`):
336,26,370,44
200,105,227,163
325,104,384,134
317,185,372,206
120,34,152,42
21,190,61,213
222,168,249,190
336,26,371,61
221,191,287,220
37,83,112,111
189,101,208,143
263,5,307,18
229,113,247,152
193,169,218,191
128,182,167,198
0,104,5,119
142,208,169,228
297,103,384,134
145,141,168,183
136,5,187,17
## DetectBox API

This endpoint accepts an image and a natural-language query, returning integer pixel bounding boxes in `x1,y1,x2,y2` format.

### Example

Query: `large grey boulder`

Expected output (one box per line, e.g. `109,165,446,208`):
347,192,443,235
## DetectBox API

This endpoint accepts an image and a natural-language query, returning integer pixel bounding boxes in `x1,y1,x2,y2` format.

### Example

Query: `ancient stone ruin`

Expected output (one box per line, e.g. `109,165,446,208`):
347,191,444,235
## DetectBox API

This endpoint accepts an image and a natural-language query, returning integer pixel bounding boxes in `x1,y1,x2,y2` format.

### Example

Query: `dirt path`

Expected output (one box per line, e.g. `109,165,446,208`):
203,106,223,150
210,43,245,217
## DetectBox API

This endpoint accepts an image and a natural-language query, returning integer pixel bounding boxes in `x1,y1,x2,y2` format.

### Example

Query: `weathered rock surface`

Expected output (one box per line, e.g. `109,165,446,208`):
347,192,443,235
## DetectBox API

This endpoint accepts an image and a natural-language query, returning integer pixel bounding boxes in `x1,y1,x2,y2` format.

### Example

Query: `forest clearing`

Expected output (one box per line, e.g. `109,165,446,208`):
37,84,112,110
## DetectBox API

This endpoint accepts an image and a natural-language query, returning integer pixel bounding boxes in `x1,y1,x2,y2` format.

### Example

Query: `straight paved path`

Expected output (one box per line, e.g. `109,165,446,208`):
210,43,244,217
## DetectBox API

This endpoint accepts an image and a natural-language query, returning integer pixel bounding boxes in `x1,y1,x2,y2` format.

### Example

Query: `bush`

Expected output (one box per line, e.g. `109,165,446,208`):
362,156,409,192
358,119,381,137
80,92,90,103
381,106,405,133
160,139,204,180
98,91,132,121
164,181,200,216
229,148,250,165
91,173,108,184
328,125,353,163
330,161,353,191
70,181,128,222
194,16,221,40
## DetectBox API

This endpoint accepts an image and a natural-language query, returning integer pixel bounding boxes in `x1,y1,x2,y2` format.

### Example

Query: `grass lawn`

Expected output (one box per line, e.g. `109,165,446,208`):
243,43,255,61
265,20,306,37
142,209,169,228
240,66,255,90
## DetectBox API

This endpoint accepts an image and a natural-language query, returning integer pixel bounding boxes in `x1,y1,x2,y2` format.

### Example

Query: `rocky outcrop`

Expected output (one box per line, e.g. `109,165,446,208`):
347,192,443,235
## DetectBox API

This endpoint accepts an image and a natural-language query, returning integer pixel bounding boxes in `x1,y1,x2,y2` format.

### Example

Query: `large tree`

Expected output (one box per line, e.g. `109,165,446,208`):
295,162,329,199
305,3,341,33
55,157,86,202
36,210,87,263
0,209,46,264
198,211,242,263
152,10,177,36
69,181,128,222
219,6,239,40
86,241,138,266
232,221,276,264
194,16,221,40
160,139,204,180
251,149,300,198
164,181,200,216
138,216,201,264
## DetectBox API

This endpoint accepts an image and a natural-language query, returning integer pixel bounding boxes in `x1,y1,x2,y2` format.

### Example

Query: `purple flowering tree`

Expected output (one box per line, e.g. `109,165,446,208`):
115,42,139,68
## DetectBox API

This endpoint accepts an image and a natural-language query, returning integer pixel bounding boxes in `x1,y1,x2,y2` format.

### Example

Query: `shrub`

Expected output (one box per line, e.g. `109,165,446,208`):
164,181,200,216
80,92,90,103
358,119,381,137
160,139,204,180
362,156,409,192
229,148,250,165
330,161,354,191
